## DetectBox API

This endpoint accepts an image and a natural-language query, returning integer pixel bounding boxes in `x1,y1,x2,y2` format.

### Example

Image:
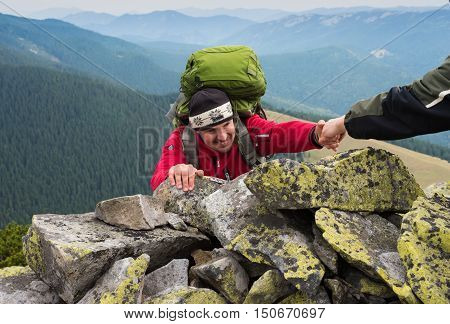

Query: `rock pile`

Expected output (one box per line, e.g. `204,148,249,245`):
1,148,448,304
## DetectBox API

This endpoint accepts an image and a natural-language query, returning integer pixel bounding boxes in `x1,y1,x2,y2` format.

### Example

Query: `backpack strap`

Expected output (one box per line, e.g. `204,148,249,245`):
234,115,266,168
181,126,199,168
166,92,186,125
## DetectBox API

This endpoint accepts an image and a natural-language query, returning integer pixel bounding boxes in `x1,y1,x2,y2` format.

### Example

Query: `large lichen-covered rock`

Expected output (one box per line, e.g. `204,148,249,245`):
78,254,149,304
22,213,210,303
315,208,419,303
142,259,189,299
0,266,61,304
154,177,224,234
279,286,330,304
201,176,325,297
398,196,450,304
145,287,226,304
244,269,296,304
191,256,249,304
244,148,423,212
324,279,361,304
95,195,167,230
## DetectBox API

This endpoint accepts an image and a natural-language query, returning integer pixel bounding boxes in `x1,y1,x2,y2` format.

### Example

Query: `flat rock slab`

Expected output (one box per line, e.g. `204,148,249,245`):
312,224,338,274
145,287,226,304
315,208,418,303
96,195,167,230
244,269,295,304
191,256,249,304
23,213,210,303
244,148,423,212
398,197,450,303
0,266,61,304
143,259,189,299
78,254,149,304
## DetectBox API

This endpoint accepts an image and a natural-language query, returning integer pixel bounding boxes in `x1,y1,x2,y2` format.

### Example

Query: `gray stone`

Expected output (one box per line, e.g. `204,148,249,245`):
279,286,330,304
191,249,213,266
23,212,210,303
312,225,338,274
191,256,249,304
78,254,149,304
211,248,274,278
324,279,359,304
315,208,418,303
201,177,324,297
154,177,224,234
342,266,395,298
424,181,449,208
145,287,226,304
96,195,167,230
244,270,296,304
143,259,189,299
0,266,61,304
166,213,188,231
244,148,423,212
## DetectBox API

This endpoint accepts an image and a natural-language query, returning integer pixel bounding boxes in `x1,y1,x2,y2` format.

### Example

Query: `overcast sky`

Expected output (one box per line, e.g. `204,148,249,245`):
0,0,447,16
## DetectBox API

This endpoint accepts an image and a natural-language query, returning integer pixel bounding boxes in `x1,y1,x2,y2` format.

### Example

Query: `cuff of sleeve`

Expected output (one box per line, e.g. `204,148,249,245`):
309,125,323,148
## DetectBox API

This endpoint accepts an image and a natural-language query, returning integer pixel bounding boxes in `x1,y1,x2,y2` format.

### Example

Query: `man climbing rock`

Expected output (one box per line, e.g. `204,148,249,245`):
151,88,335,191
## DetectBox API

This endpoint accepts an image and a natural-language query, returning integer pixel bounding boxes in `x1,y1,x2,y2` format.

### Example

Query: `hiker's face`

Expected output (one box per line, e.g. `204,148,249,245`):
198,119,235,153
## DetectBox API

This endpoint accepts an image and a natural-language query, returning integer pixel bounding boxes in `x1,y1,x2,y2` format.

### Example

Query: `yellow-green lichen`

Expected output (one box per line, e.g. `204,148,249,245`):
60,243,93,261
244,270,288,304
23,227,45,274
227,224,324,292
0,266,33,278
279,291,314,304
100,255,149,304
358,276,395,298
397,201,450,304
315,209,373,271
376,268,420,304
145,287,226,304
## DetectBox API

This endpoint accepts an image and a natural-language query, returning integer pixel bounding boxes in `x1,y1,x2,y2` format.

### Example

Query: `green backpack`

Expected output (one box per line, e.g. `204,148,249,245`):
165,45,268,170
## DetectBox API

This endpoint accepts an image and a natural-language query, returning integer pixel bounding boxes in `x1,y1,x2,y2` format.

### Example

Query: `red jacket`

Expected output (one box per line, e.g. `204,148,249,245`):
150,114,321,190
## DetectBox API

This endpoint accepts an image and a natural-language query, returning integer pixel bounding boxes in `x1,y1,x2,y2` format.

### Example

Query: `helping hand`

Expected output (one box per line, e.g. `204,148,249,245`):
168,164,204,191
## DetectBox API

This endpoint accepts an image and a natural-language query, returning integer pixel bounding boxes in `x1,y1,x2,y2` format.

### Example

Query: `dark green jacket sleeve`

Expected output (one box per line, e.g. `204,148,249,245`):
344,56,450,140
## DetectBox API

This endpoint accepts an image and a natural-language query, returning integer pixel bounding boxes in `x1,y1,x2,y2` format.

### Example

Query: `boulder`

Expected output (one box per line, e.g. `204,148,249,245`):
142,259,189,299
191,256,249,304
398,196,450,303
145,287,226,304
244,148,423,212
244,269,296,304
315,208,419,303
22,212,210,303
279,286,330,304
202,176,325,296
78,254,149,304
95,195,167,230
424,181,449,208
154,177,224,234
0,266,61,304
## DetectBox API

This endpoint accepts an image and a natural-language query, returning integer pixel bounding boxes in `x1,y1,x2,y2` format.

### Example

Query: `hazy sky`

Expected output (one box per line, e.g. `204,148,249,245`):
0,0,447,16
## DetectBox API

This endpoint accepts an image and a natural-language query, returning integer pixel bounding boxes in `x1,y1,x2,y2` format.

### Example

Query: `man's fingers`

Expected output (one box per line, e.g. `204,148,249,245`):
188,167,196,191
168,168,175,186
181,168,190,191
175,171,182,189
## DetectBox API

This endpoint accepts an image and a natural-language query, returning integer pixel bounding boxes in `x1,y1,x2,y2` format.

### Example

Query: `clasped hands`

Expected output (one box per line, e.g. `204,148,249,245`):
315,116,347,151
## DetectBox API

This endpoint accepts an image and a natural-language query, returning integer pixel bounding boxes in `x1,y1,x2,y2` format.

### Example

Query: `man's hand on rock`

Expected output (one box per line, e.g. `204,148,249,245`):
168,164,204,192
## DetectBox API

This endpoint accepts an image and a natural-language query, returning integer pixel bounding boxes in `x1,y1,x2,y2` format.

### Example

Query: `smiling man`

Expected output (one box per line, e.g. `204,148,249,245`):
150,88,334,191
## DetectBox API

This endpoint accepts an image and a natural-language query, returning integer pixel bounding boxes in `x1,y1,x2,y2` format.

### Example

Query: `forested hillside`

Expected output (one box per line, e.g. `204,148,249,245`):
0,64,173,227
0,13,179,94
